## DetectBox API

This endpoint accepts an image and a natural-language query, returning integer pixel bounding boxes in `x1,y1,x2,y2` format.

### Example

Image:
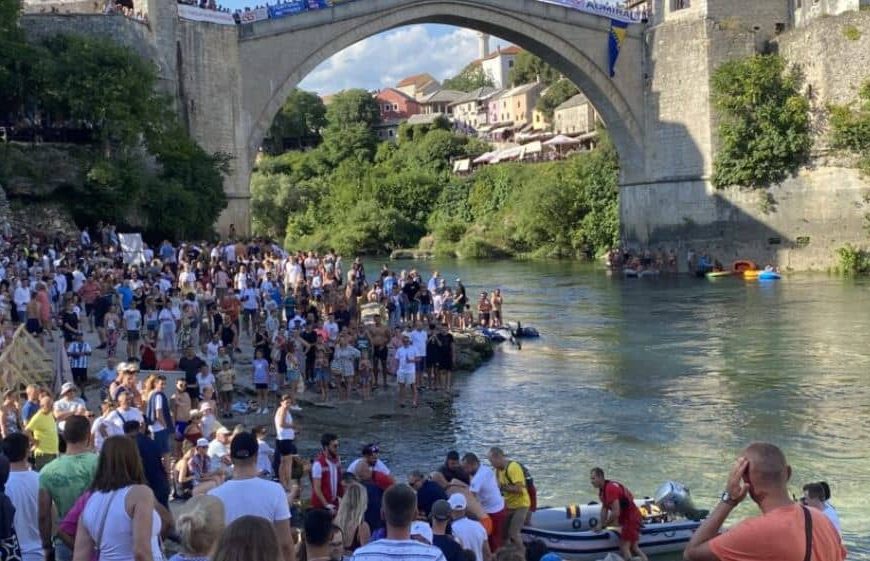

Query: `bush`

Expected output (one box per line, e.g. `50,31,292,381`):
829,81,870,176
843,25,862,41
711,54,811,189
835,244,870,274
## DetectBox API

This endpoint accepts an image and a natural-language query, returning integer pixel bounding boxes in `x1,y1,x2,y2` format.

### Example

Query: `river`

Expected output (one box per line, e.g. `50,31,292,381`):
347,259,870,559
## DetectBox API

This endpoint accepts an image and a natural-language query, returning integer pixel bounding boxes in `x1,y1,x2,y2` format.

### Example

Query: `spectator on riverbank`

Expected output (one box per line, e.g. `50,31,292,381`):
684,442,846,561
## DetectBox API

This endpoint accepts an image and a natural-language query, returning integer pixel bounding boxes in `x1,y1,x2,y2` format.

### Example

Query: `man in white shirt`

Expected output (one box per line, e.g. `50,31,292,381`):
462,452,507,551
409,322,428,387
207,427,233,479
448,493,491,561
323,314,339,344
209,433,294,561
13,281,30,323
240,285,259,337
346,443,390,476
53,383,87,434
108,390,144,431
122,305,142,359
349,484,445,561
395,335,417,408
804,483,842,535
4,433,43,561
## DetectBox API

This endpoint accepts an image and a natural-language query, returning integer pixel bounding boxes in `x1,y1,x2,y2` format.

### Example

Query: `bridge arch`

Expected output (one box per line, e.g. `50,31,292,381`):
237,0,646,183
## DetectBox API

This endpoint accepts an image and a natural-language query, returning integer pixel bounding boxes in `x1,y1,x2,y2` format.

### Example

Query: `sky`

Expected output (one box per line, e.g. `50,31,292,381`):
298,25,511,95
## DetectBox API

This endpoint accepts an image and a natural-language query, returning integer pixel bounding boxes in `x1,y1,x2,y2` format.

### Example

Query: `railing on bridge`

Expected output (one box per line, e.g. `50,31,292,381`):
183,0,647,29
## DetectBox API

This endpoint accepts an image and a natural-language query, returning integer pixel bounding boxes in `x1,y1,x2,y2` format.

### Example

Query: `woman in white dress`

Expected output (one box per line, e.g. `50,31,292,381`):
74,435,165,561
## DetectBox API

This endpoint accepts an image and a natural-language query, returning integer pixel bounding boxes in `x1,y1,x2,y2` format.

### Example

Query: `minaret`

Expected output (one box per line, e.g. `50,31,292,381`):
477,32,491,59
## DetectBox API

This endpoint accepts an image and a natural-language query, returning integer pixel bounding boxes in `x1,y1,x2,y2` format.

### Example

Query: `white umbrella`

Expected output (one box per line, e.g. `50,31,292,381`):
543,134,582,146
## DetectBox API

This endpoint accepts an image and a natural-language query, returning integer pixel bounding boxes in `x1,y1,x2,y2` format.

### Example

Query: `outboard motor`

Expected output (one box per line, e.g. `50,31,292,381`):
655,481,707,520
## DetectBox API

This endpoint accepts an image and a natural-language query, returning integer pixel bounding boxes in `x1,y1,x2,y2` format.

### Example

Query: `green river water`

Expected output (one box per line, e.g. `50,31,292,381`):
351,259,869,559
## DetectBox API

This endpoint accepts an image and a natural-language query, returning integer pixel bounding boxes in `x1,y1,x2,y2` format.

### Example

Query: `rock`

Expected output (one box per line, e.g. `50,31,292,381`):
390,248,434,260
453,331,494,372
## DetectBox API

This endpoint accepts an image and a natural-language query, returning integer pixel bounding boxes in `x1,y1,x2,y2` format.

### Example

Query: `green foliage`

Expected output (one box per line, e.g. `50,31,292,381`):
1,26,228,240
508,51,560,88
536,79,580,121
253,87,619,258
829,81,870,176
835,244,870,275
265,89,326,154
325,89,381,130
843,24,862,41
711,54,811,189
442,63,494,92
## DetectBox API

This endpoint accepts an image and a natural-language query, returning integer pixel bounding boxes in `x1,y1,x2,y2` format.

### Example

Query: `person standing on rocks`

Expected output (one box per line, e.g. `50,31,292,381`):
366,315,391,389
311,433,343,513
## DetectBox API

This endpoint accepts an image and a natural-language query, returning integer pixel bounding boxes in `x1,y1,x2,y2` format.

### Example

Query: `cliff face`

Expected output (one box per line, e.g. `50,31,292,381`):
0,144,86,237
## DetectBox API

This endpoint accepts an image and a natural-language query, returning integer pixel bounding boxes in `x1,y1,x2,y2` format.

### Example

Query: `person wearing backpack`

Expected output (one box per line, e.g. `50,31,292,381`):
488,447,531,552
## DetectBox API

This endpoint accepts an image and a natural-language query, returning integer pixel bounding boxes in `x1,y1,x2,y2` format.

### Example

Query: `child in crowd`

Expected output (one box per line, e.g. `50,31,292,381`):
358,356,373,400
104,303,120,357
254,425,274,478
169,495,225,561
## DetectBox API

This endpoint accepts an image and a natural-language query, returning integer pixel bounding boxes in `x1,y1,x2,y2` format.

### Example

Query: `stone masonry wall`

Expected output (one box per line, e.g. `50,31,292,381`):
175,21,249,234
625,9,870,271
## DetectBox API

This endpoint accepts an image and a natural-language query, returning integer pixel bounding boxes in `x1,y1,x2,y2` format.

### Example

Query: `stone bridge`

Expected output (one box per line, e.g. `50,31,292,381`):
30,1,865,272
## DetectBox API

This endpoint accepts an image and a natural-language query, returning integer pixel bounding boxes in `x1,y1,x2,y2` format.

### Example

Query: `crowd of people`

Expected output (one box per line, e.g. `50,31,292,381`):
0,225,850,561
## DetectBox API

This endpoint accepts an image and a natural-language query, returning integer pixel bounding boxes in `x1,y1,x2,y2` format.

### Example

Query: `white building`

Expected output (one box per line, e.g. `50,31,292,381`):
480,46,521,90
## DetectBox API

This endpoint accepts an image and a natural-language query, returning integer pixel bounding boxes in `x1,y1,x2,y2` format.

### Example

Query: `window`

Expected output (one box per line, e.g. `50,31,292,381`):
672,0,690,10
508,60,514,68
389,130,394,137
393,104,398,111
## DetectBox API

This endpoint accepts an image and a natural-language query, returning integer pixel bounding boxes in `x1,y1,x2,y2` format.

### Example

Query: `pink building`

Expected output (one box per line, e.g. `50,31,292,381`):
374,88,421,122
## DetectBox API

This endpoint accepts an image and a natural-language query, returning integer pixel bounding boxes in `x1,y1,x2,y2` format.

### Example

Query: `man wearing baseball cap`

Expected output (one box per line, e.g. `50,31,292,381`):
347,443,391,476
431,500,464,561
448,493,491,561
208,432,294,561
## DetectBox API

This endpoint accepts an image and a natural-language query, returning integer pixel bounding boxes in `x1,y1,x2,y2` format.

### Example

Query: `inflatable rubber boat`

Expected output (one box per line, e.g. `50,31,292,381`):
758,270,781,280
506,322,540,339
521,482,706,560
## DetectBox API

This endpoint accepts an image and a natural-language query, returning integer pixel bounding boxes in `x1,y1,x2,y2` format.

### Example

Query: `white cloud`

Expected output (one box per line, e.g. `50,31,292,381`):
299,24,511,95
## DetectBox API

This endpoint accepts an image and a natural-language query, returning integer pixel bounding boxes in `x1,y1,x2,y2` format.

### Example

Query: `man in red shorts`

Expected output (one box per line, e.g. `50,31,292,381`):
590,467,647,561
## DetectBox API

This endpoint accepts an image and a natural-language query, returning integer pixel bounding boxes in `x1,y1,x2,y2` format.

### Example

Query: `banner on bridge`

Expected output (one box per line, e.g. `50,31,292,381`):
536,0,642,23
177,4,237,25
238,6,268,22
268,0,308,18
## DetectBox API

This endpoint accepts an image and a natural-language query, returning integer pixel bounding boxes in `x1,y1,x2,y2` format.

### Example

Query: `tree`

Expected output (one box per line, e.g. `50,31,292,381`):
41,34,165,155
325,88,380,130
536,79,580,121
442,62,494,92
266,88,327,154
829,80,870,176
508,51,560,88
711,54,811,189
0,0,42,115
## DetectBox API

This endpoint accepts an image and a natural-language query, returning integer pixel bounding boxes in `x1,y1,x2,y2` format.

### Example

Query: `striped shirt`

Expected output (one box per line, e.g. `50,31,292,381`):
67,342,91,369
349,539,446,561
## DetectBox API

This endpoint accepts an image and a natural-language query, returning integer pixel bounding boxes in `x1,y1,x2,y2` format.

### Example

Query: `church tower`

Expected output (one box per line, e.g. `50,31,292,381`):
477,32,491,59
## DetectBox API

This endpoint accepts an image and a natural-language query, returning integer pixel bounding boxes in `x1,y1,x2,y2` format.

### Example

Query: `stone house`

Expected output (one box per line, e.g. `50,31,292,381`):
395,73,440,100
374,88,420,122
449,86,499,132
419,89,465,115
553,93,598,135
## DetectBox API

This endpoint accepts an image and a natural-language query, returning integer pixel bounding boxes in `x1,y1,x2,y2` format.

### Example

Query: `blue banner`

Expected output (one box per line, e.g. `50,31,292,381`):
308,0,329,8
268,0,308,18
608,18,628,77
537,0,641,23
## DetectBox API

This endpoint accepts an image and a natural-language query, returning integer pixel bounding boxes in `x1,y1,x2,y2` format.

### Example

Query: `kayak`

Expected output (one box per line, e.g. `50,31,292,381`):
522,500,702,560
732,260,757,273
706,271,732,279
743,270,761,279
758,271,781,280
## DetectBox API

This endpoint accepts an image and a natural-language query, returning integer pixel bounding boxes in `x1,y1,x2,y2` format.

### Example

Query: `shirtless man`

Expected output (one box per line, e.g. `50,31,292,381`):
490,289,503,328
171,380,192,460
25,293,44,346
477,293,492,328
367,315,391,389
